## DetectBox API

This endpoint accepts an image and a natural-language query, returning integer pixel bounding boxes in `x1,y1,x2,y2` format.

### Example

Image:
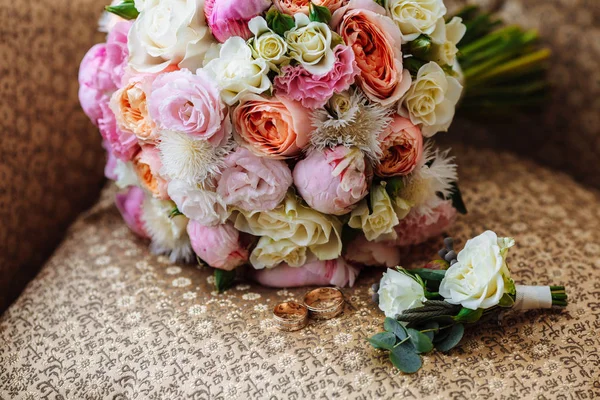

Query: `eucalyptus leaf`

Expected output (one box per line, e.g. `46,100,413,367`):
368,332,396,350
421,321,439,341
214,269,236,293
454,307,484,323
389,342,422,374
384,317,408,340
407,328,434,353
435,323,464,352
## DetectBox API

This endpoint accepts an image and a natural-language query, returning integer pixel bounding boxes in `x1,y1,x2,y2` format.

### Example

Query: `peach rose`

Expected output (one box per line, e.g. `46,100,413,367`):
110,75,156,143
331,0,411,106
133,145,169,200
232,94,312,159
274,0,346,15
376,115,423,177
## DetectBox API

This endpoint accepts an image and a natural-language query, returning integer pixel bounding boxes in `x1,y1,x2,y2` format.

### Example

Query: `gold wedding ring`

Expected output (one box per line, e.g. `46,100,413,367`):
303,287,345,320
273,301,308,332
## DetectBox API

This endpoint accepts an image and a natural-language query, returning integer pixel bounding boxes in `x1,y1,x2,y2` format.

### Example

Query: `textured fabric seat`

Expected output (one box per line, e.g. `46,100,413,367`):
2,146,599,399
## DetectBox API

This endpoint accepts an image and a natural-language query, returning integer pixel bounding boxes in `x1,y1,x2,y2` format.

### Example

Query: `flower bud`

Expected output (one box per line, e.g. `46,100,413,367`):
409,34,432,59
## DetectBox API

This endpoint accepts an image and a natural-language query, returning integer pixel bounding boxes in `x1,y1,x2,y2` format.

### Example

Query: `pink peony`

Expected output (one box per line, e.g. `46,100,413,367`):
249,258,360,288
98,102,140,162
78,21,131,125
217,147,293,211
204,0,271,43
391,200,457,247
188,221,249,271
376,115,423,177
293,146,370,215
148,69,231,145
116,186,149,239
344,234,401,267
274,45,359,109
103,141,118,180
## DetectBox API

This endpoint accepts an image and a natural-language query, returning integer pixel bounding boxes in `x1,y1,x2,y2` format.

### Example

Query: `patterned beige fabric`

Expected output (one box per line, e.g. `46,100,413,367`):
1,146,599,399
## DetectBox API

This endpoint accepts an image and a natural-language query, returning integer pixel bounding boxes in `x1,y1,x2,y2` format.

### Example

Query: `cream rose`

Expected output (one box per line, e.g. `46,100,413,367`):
203,36,272,105
285,13,335,76
386,0,446,42
377,268,426,318
399,61,462,137
248,17,290,71
232,192,343,261
429,17,467,66
439,231,515,310
348,183,400,242
128,0,216,73
250,238,309,269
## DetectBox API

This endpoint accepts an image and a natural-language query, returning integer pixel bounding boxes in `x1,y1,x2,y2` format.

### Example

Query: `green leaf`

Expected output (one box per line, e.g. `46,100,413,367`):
214,269,236,293
308,2,332,24
454,307,484,323
169,207,183,219
411,269,447,282
404,57,428,77
384,317,408,340
373,0,386,7
435,323,464,352
105,0,139,20
449,182,468,215
389,342,422,373
498,293,515,307
384,177,404,198
368,332,396,350
407,328,434,353
266,8,295,36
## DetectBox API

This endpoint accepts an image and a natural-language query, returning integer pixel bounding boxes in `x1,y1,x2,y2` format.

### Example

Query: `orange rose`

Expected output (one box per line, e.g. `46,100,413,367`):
274,0,346,15
133,145,169,200
376,115,423,177
232,94,312,159
110,75,156,143
332,0,411,106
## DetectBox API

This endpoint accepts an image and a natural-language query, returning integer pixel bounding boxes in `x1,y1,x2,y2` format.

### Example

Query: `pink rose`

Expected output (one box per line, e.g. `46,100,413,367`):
344,234,401,267
204,0,271,43
132,145,169,200
332,0,410,106
293,146,370,215
98,102,140,161
188,221,249,271
232,94,312,159
391,200,457,247
249,258,360,288
217,147,292,211
376,115,423,177
274,0,346,15
274,45,360,109
78,21,131,125
116,186,149,239
148,69,231,145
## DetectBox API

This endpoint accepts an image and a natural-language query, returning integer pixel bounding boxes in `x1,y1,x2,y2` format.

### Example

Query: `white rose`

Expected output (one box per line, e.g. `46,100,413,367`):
377,269,426,318
285,13,335,76
348,183,399,242
203,37,272,106
399,62,463,137
386,0,447,42
250,238,309,269
128,0,216,73
248,17,290,72
167,180,230,226
439,231,516,310
429,17,467,66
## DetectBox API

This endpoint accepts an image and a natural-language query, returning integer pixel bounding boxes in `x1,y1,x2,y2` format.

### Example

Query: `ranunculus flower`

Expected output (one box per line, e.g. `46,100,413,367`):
274,0,346,15
203,37,272,106
274,45,359,109
248,17,290,71
349,182,400,242
187,220,249,270
344,234,401,267
132,145,169,199
116,186,149,239
377,268,426,318
110,74,157,142
128,0,216,73
285,14,335,76
204,0,271,43
249,258,360,288
217,147,292,212
232,94,311,159
79,21,131,125
98,102,140,162
386,0,446,42
376,115,423,177
167,179,230,226
332,0,411,106
399,61,463,137
293,146,369,215
439,231,515,310
148,69,231,144
391,200,457,247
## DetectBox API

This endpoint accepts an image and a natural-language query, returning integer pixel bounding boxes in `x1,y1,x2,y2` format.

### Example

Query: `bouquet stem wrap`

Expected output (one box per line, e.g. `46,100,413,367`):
513,285,552,310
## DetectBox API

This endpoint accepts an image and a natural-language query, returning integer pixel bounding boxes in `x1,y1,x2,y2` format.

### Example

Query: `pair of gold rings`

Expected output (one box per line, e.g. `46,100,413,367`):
273,287,345,332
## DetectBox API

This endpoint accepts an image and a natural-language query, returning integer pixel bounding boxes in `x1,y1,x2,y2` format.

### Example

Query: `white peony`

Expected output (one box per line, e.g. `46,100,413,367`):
203,37,272,105
167,179,230,226
429,17,467,66
439,231,516,310
377,268,426,318
285,13,335,76
250,238,309,269
386,0,447,42
248,17,290,72
128,0,216,73
399,61,463,137
141,197,192,262
348,183,399,242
